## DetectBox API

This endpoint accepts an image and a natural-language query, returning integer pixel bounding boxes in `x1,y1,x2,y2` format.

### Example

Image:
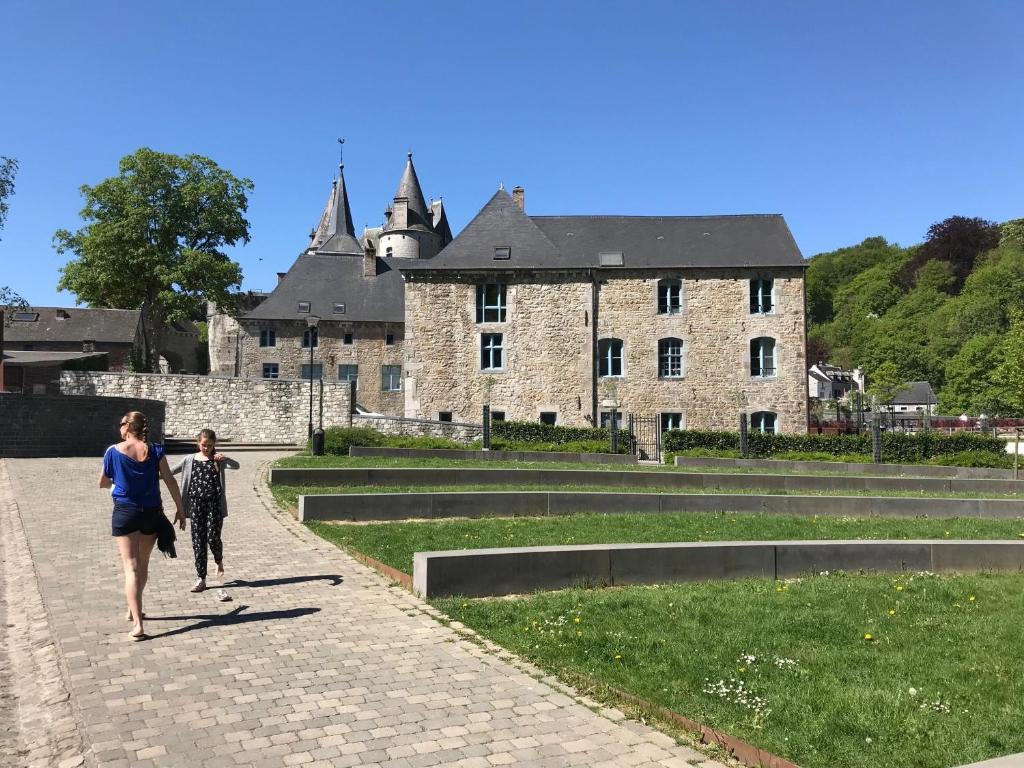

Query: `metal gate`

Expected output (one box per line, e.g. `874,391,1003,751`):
627,414,661,461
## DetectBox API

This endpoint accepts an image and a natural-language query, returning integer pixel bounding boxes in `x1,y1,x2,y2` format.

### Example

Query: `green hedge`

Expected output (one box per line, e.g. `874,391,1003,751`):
662,429,1005,463
312,427,462,456
489,420,628,453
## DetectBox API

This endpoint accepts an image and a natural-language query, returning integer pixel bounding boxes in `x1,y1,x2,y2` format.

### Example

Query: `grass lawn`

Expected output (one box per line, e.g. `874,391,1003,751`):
435,573,1024,768
305,512,1024,575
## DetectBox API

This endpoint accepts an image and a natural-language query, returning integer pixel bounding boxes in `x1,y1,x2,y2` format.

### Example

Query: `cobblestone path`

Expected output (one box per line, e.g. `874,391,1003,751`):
0,453,725,768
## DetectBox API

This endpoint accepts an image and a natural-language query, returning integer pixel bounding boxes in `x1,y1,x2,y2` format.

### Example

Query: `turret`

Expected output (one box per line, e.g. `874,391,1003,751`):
378,153,442,259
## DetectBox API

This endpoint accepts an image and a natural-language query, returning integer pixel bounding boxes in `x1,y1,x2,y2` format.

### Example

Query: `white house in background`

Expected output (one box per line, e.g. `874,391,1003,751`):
892,381,937,413
807,362,864,400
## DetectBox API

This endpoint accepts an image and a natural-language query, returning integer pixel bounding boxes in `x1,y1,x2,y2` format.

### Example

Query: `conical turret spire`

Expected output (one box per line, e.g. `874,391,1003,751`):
384,152,431,231
317,164,362,255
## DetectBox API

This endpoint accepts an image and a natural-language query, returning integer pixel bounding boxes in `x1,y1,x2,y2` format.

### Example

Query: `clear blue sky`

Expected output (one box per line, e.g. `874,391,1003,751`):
2,0,1022,307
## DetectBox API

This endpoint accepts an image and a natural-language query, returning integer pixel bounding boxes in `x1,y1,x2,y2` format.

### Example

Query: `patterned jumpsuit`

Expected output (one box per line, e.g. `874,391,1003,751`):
189,459,223,579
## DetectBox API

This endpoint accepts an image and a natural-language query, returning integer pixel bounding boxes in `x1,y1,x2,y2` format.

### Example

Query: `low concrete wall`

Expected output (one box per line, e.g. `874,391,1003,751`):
297,491,1024,522
413,539,1024,598
676,455,1016,480
272,467,1024,495
61,371,351,444
349,447,637,464
0,393,165,458
352,415,482,443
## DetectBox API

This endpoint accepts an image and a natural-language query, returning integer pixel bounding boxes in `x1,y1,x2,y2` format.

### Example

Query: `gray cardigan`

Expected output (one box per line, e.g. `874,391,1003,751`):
170,454,239,518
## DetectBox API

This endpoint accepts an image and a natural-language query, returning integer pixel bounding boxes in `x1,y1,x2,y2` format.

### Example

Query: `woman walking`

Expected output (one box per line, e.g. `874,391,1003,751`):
171,429,239,597
99,411,185,640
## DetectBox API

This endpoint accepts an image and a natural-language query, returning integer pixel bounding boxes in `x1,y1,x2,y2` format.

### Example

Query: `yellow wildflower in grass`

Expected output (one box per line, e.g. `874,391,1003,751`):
969,595,976,602
888,609,896,616
895,585,904,592
574,616,581,624
614,654,622,661
863,633,874,641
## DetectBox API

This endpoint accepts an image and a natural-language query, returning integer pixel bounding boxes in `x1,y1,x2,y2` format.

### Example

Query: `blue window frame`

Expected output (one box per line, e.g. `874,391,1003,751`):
750,278,774,314
751,411,777,433
657,279,682,315
338,364,358,387
382,365,401,392
481,333,504,371
750,337,776,378
476,283,507,323
658,338,684,378
598,338,623,377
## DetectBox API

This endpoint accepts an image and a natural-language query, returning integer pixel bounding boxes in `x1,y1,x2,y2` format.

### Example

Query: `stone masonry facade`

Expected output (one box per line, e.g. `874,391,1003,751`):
60,371,352,444
405,268,807,431
238,319,404,415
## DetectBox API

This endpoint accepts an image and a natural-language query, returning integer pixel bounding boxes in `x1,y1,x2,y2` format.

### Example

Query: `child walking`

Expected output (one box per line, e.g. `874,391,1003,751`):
171,429,239,599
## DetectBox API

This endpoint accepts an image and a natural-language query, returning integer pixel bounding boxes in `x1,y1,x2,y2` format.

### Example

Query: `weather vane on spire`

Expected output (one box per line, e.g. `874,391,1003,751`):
338,138,345,168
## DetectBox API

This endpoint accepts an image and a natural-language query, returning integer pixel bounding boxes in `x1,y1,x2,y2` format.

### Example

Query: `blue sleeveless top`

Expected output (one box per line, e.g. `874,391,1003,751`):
102,443,165,507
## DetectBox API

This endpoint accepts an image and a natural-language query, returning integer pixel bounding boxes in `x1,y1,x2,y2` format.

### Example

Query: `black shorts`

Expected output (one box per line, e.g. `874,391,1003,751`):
111,501,162,537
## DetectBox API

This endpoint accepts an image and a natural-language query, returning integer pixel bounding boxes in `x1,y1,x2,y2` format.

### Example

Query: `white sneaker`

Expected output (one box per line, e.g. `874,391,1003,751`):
190,578,206,593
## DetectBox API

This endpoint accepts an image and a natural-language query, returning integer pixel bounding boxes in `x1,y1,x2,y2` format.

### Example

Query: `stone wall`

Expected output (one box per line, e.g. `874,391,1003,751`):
238,319,404,416
404,275,594,426
0,393,165,457
352,414,482,443
404,268,808,432
60,371,352,444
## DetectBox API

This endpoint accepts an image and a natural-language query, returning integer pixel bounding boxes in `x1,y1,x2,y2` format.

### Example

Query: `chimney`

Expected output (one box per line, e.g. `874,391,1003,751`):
363,251,377,278
277,272,287,284
512,186,525,211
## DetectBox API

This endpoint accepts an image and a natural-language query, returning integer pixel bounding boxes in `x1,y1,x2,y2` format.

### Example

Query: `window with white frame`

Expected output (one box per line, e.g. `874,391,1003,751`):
751,411,778,433
297,301,310,313
302,328,318,348
262,363,279,379
259,329,276,347
480,333,504,371
658,337,684,378
657,279,683,315
598,338,623,377
476,283,507,322
750,278,774,314
299,364,322,379
660,412,684,432
338,364,358,387
750,337,776,378
381,364,401,391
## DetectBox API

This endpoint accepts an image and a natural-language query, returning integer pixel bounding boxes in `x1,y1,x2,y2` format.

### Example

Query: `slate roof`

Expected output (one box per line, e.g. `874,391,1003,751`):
383,154,433,233
308,167,363,255
3,307,141,343
401,189,805,272
2,350,108,365
242,254,404,323
892,381,936,405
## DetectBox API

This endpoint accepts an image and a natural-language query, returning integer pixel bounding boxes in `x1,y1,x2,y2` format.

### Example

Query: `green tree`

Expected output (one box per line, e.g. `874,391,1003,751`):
54,148,252,370
805,236,899,325
867,361,907,414
939,334,1008,415
1000,218,1024,251
1,156,28,336
897,215,1001,294
993,309,1024,415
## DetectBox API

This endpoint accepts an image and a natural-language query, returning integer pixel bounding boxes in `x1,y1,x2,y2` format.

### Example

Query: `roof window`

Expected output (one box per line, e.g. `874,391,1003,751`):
599,251,624,266
333,303,346,314
297,301,311,313
11,312,39,321
494,247,511,260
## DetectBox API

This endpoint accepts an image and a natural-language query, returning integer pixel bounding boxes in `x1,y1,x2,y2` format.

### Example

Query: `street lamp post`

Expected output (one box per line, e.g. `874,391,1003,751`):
306,315,320,440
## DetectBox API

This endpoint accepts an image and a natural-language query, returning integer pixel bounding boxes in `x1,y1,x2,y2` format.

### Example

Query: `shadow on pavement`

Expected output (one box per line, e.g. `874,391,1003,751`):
221,574,344,588
143,605,321,639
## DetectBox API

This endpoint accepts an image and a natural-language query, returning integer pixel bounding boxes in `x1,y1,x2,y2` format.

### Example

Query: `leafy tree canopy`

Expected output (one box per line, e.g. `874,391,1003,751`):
896,215,1001,294
1,155,28,325
805,236,900,325
866,361,907,410
54,148,253,369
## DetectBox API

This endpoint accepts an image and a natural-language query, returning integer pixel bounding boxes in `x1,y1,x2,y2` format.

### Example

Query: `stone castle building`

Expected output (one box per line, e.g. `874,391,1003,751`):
226,154,451,414
400,188,808,432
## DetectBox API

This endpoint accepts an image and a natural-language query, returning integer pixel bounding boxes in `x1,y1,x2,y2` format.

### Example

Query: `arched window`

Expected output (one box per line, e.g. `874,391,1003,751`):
598,338,623,377
658,338,684,378
657,279,683,315
751,411,777,434
750,337,775,378
385,246,394,257
750,278,774,313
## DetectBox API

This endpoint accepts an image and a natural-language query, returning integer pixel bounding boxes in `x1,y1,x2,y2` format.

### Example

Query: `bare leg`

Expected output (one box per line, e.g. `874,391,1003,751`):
116,534,146,637
123,534,157,622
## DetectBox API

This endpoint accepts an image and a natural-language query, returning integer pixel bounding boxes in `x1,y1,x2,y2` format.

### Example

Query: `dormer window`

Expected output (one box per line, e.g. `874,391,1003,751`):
297,301,311,313
11,312,38,321
333,303,346,314
599,251,624,266
494,246,511,260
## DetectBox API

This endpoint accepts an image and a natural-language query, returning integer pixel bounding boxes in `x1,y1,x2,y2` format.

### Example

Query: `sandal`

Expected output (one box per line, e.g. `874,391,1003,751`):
190,579,206,593
216,589,232,602
130,628,147,641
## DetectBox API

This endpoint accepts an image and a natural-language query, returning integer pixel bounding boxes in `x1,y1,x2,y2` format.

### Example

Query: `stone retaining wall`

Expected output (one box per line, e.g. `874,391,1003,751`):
349,446,637,464
352,414,482,443
676,455,1017,480
0,393,165,457
413,540,1024,598
60,371,351,444
297,490,1024,522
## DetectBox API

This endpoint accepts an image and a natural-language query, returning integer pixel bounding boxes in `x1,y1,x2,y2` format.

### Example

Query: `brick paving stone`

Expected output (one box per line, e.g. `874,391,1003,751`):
1,453,730,767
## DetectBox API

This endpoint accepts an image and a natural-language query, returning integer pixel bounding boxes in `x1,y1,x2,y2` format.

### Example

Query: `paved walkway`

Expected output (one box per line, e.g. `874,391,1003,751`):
0,453,726,768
